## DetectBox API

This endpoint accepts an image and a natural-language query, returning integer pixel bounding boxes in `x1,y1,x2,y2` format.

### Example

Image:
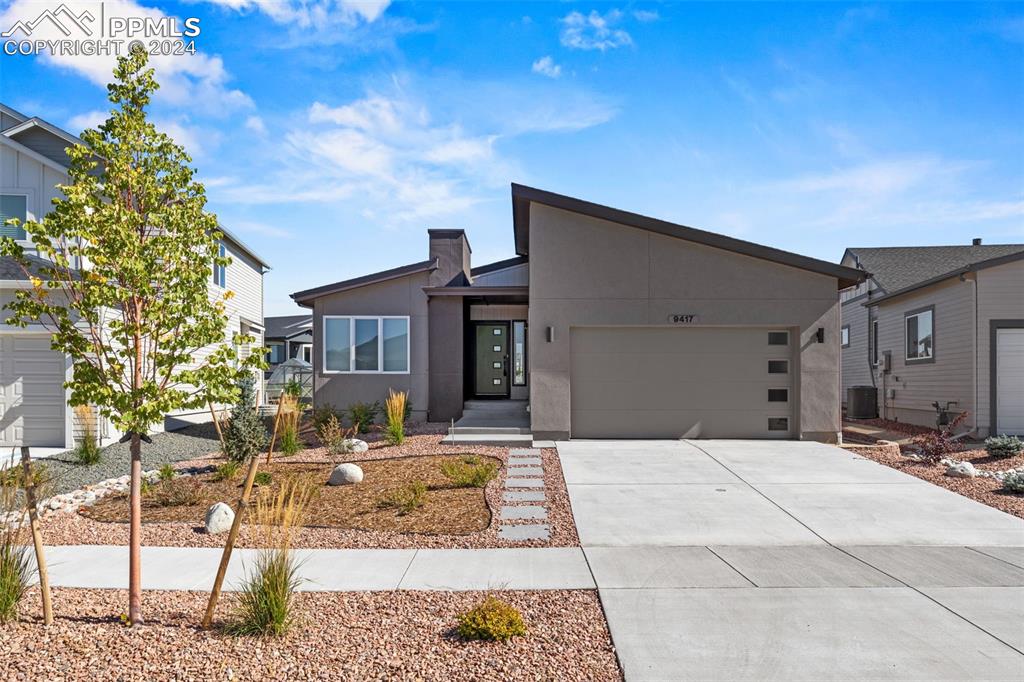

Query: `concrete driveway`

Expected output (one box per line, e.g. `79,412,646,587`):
558,440,1024,681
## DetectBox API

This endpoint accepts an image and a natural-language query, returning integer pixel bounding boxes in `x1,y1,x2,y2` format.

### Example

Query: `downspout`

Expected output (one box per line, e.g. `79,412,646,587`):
967,273,979,436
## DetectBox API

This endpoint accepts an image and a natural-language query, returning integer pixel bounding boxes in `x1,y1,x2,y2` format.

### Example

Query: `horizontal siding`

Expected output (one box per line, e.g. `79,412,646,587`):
976,260,1024,435
840,299,874,396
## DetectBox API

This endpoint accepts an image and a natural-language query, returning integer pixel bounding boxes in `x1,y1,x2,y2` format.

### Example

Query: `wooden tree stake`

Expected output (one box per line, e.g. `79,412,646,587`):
21,447,53,626
208,402,227,454
265,399,284,465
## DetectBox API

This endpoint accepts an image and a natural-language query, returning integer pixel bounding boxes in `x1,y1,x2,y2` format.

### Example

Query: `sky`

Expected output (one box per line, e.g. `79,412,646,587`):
1,1,1022,316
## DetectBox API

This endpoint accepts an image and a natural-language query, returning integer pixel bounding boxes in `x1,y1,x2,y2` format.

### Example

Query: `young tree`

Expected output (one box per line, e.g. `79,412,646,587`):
0,46,263,625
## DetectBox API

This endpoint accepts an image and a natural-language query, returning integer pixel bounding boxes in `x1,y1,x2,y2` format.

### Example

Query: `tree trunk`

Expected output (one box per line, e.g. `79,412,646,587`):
128,432,143,626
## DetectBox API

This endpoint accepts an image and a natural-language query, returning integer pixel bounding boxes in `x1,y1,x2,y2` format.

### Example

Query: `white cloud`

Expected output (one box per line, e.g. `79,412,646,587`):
531,55,562,78
203,0,391,27
67,109,108,133
154,119,221,159
633,9,659,23
229,219,293,238
560,9,632,51
0,0,252,115
244,115,267,135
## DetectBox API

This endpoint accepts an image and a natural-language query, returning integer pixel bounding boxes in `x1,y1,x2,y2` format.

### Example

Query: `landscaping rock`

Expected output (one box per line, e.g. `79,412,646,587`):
945,461,978,478
329,463,364,486
204,502,235,534
343,439,369,454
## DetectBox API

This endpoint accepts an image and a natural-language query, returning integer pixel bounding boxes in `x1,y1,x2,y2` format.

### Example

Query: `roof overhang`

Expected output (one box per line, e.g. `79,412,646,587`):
217,223,271,271
291,259,438,307
864,250,1024,307
3,117,86,148
512,183,866,290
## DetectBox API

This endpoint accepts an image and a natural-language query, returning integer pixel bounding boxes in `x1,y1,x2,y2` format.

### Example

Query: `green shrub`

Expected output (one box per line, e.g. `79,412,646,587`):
279,422,304,456
254,471,273,487
283,379,303,399
441,456,499,488
224,376,268,463
72,405,102,465
456,596,527,642
316,414,354,455
986,435,1023,459
0,462,48,490
150,476,203,507
0,533,32,624
226,548,301,637
377,481,427,516
347,401,381,434
1002,471,1024,494
213,461,241,482
158,463,176,482
311,403,342,432
384,389,407,446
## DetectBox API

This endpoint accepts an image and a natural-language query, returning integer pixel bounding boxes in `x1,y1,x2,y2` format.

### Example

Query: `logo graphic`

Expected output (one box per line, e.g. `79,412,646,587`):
2,4,95,38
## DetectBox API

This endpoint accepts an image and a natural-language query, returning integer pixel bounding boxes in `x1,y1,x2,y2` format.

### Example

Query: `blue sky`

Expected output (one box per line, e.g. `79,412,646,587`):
1,1,1022,315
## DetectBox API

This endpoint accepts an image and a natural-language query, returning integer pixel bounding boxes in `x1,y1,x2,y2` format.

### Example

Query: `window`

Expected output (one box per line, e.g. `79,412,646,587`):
841,325,850,348
768,360,789,374
905,307,934,363
768,417,789,432
212,242,226,287
302,345,312,364
768,389,789,403
768,331,789,346
323,316,409,374
870,320,879,366
0,194,27,240
512,320,527,385
267,343,284,364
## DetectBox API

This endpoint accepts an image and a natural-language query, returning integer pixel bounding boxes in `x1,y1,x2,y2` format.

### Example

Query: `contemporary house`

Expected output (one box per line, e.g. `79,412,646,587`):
293,184,864,442
264,314,313,373
0,103,269,450
840,242,1024,437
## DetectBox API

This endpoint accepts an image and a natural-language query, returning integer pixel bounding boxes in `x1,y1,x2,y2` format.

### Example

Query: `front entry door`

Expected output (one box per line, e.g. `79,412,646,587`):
475,323,510,397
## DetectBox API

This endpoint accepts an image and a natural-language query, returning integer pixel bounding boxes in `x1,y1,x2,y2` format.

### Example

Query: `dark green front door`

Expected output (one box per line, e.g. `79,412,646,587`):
475,323,509,397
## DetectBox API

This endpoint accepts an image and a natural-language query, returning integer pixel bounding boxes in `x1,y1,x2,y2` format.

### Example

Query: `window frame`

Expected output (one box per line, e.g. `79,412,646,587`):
0,191,31,242
870,319,879,367
321,315,410,375
212,241,227,288
266,342,284,364
904,305,936,365
840,324,850,348
511,320,527,386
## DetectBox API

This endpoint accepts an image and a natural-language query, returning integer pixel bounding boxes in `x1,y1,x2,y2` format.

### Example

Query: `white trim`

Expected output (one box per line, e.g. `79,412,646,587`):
904,308,934,362
3,118,85,148
322,315,411,375
0,188,36,244
0,134,69,174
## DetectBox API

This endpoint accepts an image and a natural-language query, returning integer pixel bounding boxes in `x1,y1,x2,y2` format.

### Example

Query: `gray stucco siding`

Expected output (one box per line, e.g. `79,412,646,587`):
975,260,1024,435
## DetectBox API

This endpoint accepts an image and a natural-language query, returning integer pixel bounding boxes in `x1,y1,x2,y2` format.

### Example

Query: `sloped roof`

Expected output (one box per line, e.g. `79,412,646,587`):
265,314,312,339
0,253,64,281
846,244,1024,293
291,259,437,306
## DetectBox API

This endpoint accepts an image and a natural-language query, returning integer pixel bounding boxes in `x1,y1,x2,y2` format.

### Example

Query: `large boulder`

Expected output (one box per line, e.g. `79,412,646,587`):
329,463,364,486
343,439,369,453
945,461,978,478
205,502,235,534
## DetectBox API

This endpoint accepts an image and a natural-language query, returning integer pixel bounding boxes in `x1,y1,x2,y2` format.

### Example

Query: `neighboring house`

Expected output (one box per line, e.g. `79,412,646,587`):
839,241,1024,437
0,103,270,450
292,184,864,442
264,314,313,375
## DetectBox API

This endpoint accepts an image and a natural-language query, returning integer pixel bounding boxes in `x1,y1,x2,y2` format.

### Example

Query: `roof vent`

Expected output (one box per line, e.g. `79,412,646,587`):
972,238,982,246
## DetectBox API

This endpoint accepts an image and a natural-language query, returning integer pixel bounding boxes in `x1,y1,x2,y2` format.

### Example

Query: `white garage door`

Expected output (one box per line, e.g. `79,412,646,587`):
570,326,795,439
995,328,1024,436
0,334,67,448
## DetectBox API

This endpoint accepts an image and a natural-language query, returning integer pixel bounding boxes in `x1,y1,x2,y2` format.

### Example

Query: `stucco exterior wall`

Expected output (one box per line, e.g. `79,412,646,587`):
312,272,430,422
975,260,1024,435
526,203,842,441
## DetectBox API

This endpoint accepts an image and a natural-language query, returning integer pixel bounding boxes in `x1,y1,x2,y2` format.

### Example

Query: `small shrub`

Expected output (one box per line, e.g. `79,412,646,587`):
149,476,203,507
912,412,968,462
254,471,273,487
986,435,1023,459
0,462,48,490
456,596,527,643
73,405,102,465
283,379,303,399
1002,471,1024,494
384,389,407,446
441,456,499,488
316,414,356,455
275,394,303,456
224,376,268,463
377,481,427,516
213,461,241,482
278,422,303,456
0,533,32,624
158,463,176,482
347,401,381,434
311,403,342,432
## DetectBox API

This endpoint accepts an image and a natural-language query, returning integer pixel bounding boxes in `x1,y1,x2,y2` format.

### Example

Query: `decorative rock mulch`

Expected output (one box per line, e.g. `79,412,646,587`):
3,587,622,681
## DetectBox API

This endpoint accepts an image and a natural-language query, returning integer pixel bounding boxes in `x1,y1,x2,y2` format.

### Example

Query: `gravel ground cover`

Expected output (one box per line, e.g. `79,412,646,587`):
855,446,1024,518
40,431,580,548
2,588,621,681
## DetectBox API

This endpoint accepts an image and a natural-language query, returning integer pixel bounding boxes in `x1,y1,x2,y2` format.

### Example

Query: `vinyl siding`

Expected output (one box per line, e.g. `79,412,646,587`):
976,260,1024,435
472,262,528,286
840,298,874,397
8,127,74,167
1,140,68,243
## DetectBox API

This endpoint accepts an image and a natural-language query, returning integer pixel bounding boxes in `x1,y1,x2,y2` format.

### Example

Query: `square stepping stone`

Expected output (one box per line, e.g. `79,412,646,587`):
510,448,541,456
501,505,548,521
505,478,544,489
508,456,542,466
499,524,550,541
507,466,544,477
504,490,546,503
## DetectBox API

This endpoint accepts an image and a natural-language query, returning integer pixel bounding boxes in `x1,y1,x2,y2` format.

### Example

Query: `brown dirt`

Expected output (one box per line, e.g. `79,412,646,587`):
855,446,1024,519
3,588,622,681
79,455,498,536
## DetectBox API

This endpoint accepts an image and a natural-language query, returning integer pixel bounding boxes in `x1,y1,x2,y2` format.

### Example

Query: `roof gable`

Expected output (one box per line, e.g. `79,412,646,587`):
847,244,1024,293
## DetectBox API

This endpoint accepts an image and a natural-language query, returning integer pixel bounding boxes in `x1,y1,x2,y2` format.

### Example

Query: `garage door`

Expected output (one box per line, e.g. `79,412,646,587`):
995,328,1024,436
0,335,67,448
570,327,794,439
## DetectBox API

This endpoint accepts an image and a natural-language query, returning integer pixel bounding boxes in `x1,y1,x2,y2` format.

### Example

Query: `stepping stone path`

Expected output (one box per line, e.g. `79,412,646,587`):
499,448,550,542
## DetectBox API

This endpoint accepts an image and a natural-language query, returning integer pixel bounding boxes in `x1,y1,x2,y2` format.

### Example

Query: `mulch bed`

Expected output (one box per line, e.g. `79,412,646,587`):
854,446,1024,519
3,588,622,681
79,455,497,535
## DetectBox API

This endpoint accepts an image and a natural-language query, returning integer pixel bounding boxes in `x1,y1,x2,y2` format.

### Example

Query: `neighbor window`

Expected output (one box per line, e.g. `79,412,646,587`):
212,241,226,287
841,325,850,348
905,307,934,362
302,345,312,363
323,316,409,374
267,343,284,364
0,194,27,240
870,320,879,366
512,320,527,385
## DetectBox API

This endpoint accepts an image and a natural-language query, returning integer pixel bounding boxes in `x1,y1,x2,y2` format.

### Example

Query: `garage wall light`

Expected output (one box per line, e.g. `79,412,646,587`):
815,327,825,343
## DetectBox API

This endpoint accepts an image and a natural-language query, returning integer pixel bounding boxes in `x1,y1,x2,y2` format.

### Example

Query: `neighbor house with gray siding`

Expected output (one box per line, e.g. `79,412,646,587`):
293,184,864,442
840,242,1024,437
0,103,269,450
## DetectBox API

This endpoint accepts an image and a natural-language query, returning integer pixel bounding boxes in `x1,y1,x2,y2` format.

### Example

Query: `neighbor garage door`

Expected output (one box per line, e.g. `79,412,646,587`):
995,328,1024,436
0,334,67,448
570,326,794,439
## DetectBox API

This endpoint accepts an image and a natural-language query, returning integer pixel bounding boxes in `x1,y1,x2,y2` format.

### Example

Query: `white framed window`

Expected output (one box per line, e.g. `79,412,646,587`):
512,320,527,386
905,306,934,363
212,241,226,288
302,345,312,363
870,319,879,366
0,193,28,240
323,316,410,374
841,325,850,348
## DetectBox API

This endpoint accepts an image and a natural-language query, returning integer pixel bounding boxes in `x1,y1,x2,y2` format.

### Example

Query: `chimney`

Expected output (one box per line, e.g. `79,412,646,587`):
972,238,982,246
427,229,472,287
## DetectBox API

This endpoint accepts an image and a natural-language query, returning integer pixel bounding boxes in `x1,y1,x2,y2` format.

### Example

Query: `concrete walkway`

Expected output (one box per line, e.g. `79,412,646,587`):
559,439,1024,681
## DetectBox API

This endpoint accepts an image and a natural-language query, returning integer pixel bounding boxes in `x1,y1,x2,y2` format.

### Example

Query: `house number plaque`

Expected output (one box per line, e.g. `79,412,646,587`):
668,314,697,324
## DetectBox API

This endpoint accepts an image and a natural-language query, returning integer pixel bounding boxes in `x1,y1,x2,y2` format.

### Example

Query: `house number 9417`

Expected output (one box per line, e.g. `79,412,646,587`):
669,314,696,323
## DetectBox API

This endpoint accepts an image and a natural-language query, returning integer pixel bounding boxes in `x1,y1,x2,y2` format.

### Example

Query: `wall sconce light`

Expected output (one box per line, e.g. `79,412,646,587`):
815,327,825,343
546,326,555,343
